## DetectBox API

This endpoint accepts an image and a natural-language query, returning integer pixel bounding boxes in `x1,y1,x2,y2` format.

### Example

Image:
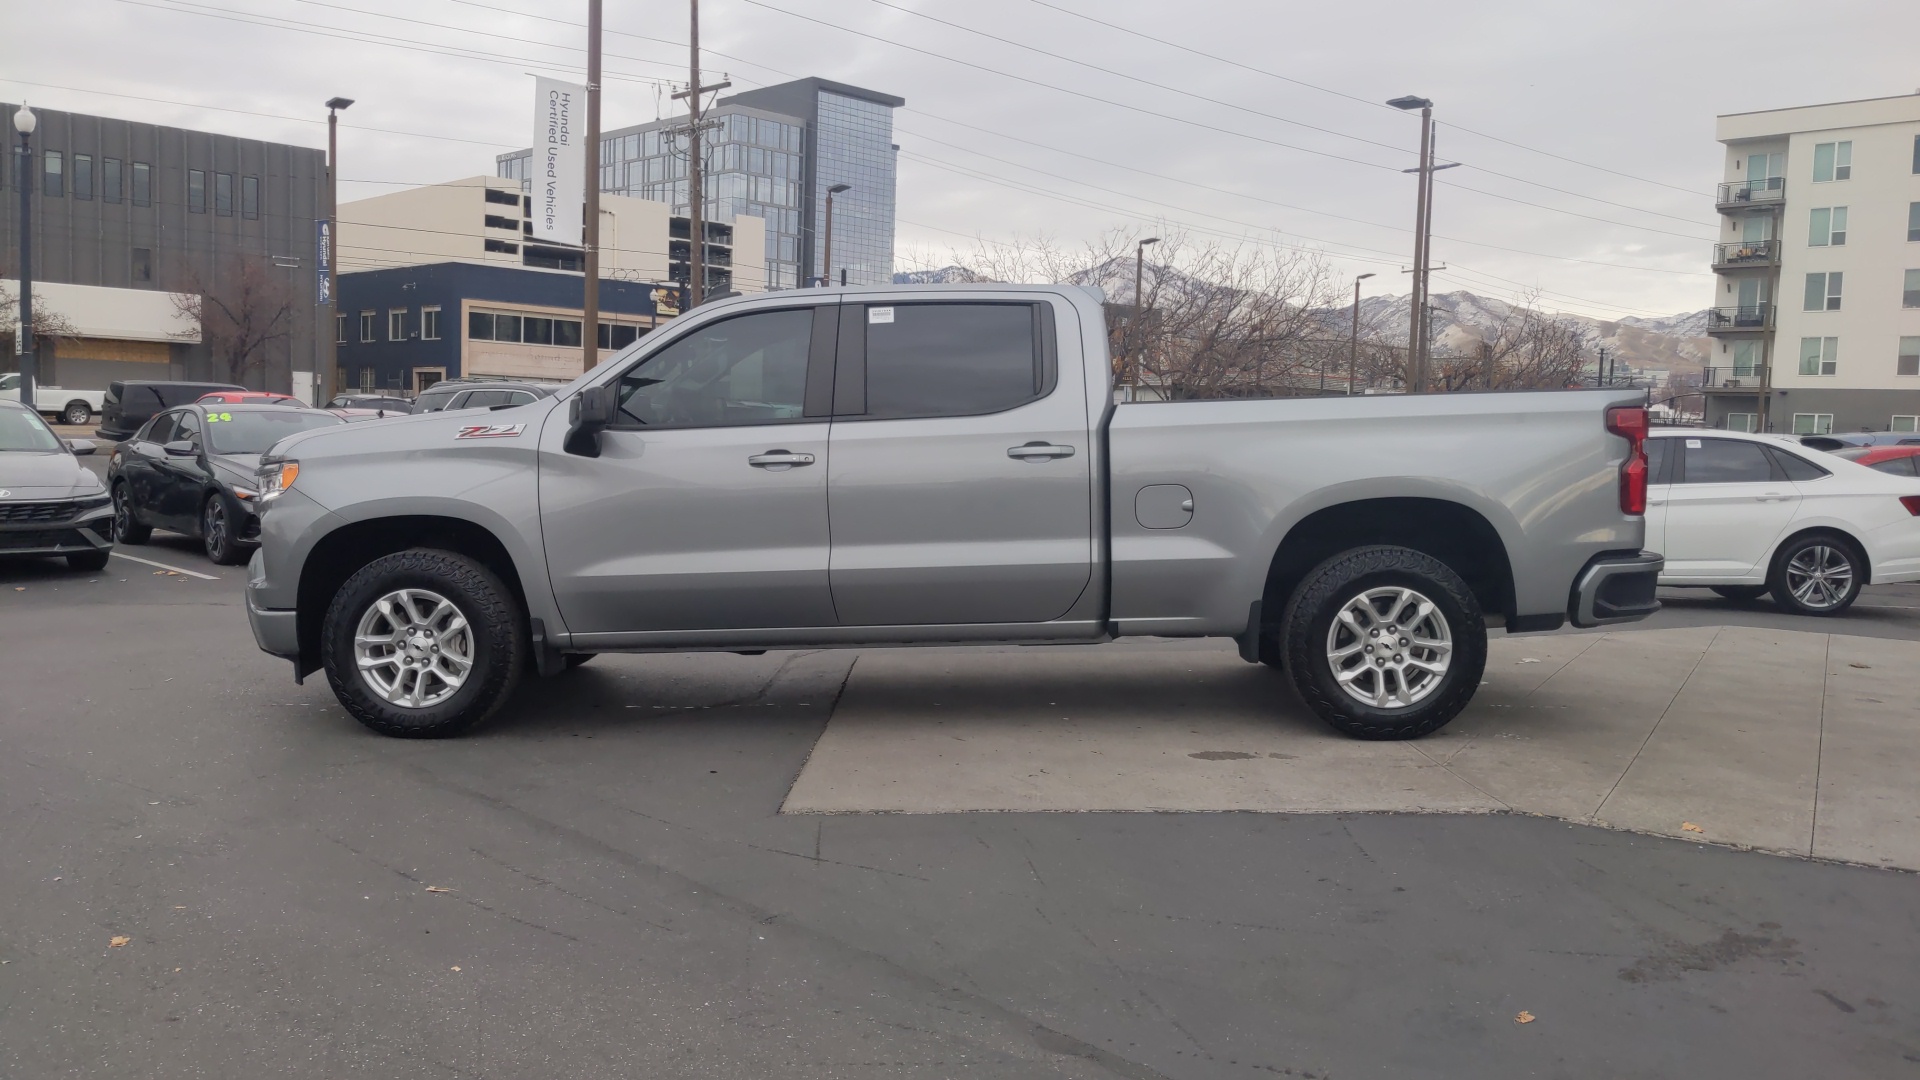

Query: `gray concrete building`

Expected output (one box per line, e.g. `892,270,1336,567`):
499,77,903,292
2,103,326,394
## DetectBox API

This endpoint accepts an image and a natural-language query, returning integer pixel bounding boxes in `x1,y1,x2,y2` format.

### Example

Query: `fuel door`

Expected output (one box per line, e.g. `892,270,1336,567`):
1134,484,1194,530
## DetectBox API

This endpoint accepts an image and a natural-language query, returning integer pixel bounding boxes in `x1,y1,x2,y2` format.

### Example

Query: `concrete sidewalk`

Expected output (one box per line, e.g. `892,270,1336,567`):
783,627,1920,871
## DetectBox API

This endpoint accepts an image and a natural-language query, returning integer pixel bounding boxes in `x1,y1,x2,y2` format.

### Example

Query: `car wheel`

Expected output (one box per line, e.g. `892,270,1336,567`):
112,484,151,544
1768,535,1863,616
1281,545,1486,740
201,495,247,566
67,549,111,572
562,653,597,670
63,401,92,426
321,548,525,738
1710,585,1770,602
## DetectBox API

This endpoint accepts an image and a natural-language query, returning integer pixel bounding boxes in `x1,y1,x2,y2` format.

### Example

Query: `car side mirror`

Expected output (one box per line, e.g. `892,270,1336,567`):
565,385,618,457
66,438,97,456
162,440,196,457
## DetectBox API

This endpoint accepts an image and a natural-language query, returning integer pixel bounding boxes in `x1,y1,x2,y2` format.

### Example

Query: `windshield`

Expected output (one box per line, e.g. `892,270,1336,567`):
0,407,64,452
204,410,344,454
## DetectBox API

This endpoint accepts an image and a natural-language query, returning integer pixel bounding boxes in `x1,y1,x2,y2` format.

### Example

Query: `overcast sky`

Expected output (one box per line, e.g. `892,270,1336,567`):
5,0,1918,321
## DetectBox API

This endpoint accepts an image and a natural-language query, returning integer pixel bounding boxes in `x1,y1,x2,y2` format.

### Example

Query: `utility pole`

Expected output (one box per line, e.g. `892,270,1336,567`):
581,0,602,371
1130,236,1159,400
1347,271,1374,395
1388,96,1459,394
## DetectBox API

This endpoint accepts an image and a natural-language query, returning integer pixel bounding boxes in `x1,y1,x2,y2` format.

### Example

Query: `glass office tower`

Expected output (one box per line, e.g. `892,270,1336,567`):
498,78,904,291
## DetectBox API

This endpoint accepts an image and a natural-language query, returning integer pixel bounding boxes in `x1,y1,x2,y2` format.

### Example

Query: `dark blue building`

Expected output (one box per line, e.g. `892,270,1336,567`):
335,262,669,395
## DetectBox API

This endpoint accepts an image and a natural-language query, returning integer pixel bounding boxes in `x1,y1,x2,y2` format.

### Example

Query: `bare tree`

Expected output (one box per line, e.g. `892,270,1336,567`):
1432,290,1594,391
171,256,299,386
0,271,80,363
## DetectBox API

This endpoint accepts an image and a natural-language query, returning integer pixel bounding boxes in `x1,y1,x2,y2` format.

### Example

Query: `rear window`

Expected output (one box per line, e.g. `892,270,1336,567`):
1870,457,1919,476
861,303,1048,420
415,389,460,412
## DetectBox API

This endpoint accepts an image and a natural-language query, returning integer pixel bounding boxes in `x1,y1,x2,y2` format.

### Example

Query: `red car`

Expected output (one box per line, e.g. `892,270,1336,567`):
196,391,301,406
1832,444,1920,477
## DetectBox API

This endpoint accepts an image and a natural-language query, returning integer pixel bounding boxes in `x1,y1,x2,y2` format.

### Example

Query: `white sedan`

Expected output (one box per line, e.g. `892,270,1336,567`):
1645,429,1920,615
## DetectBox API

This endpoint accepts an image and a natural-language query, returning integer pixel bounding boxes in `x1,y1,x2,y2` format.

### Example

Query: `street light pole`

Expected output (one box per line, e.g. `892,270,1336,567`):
1130,236,1159,399
324,97,352,400
1388,95,1439,393
1347,271,1376,395
822,183,850,287
582,0,602,371
12,104,35,414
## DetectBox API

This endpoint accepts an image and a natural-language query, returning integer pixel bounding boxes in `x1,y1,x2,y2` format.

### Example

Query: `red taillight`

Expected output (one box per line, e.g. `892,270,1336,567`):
1606,405,1649,515
1901,495,1920,516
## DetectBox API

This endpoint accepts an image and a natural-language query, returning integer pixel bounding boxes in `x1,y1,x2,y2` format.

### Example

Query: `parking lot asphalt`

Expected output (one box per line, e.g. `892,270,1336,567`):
4,507,1920,1077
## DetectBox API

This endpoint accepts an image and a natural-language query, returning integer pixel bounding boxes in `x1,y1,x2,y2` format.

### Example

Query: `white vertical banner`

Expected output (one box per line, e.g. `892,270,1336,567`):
532,76,586,246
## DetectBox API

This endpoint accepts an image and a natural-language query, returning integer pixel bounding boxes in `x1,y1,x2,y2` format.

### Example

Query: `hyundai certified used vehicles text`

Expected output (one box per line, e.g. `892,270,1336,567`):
244,285,1662,741
1645,430,1920,615
0,401,113,571
109,403,345,565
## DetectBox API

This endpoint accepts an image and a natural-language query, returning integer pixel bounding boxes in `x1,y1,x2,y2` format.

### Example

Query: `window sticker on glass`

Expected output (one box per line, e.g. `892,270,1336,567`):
1686,439,1702,448
207,412,234,423
868,307,894,324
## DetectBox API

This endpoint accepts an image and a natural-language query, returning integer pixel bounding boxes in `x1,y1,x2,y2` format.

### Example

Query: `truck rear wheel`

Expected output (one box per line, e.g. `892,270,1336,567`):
1281,545,1486,740
321,548,525,738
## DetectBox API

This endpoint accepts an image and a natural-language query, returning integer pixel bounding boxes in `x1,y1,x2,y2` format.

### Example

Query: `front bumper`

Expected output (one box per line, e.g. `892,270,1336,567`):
0,501,114,557
247,586,300,661
1570,550,1664,628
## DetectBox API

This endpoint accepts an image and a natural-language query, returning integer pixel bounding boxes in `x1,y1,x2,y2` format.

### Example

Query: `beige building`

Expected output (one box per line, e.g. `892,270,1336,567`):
1708,93,1920,434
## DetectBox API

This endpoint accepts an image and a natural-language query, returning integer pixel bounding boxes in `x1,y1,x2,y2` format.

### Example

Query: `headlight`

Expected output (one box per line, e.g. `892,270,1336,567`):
257,460,300,501
230,484,261,501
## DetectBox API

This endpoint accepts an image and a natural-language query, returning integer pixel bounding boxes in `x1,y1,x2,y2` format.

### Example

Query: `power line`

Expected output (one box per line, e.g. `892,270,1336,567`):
284,0,690,81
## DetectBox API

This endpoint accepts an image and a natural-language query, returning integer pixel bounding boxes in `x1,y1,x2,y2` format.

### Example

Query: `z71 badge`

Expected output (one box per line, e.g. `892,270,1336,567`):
455,423,527,440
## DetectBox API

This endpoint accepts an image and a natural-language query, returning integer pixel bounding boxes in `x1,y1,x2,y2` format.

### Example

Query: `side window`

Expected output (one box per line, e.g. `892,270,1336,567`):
141,413,177,444
458,390,512,409
859,303,1048,420
1870,458,1918,477
1644,437,1673,485
1768,448,1831,481
506,391,537,406
174,412,203,447
612,308,816,428
1680,438,1775,484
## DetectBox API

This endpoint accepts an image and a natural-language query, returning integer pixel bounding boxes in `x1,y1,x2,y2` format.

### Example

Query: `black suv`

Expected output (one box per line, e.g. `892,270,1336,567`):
99,380,245,441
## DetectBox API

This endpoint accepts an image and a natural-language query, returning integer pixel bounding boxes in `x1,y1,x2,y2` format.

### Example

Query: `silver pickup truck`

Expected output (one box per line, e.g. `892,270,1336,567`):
245,285,1661,740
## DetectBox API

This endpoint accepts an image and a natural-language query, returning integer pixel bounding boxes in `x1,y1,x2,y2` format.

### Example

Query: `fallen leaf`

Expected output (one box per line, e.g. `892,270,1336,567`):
108,936,131,948
1517,657,1541,664
173,906,186,910
173,967,181,973
450,965,462,972
425,886,453,894
1681,822,1704,833
1514,1011,1536,1024
12,587,23,592
1848,663,1870,670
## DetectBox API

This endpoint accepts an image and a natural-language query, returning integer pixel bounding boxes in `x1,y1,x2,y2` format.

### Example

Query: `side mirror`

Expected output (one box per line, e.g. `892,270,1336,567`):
66,438,97,456
162,440,196,457
564,385,618,458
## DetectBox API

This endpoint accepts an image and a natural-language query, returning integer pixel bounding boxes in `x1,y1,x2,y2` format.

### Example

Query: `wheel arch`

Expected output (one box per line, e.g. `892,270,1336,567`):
1771,525,1873,583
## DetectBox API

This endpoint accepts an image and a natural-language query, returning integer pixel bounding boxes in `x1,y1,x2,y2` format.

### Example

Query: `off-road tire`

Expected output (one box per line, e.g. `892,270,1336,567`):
67,549,111,572
201,495,247,566
111,484,151,544
1281,545,1487,740
321,548,525,738
1767,534,1864,617
1709,585,1769,603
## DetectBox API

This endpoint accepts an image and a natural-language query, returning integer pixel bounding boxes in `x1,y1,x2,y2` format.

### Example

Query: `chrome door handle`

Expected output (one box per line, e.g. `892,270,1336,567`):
1007,442,1076,460
747,451,815,469
1755,492,1790,501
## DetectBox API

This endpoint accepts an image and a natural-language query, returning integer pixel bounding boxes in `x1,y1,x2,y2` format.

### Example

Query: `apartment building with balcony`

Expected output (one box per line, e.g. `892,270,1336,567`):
1706,93,1920,434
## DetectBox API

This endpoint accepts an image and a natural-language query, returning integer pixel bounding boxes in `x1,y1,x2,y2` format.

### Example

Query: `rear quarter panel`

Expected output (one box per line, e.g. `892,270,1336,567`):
1107,389,1647,635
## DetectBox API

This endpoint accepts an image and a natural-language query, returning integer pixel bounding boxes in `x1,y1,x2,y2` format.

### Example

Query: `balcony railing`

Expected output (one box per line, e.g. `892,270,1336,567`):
1717,178,1785,211
1706,304,1775,333
1712,239,1779,269
1702,365,1767,390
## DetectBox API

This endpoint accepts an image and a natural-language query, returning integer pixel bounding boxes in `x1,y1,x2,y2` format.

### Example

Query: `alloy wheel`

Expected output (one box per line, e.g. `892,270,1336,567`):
1785,544,1853,611
352,589,475,708
203,500,227,557
1324,585,1453,710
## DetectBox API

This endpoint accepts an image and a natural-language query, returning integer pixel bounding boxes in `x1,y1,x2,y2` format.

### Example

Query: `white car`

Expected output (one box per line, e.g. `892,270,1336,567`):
1646,429,1920,614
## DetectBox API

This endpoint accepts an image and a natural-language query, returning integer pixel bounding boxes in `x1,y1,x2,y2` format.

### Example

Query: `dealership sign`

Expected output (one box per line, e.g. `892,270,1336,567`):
315,219,332,305
531,77,586,247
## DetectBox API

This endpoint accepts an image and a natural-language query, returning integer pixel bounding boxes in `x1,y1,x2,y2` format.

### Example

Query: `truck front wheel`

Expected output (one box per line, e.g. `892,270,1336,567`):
321,548,525,738
1281,545,1486,740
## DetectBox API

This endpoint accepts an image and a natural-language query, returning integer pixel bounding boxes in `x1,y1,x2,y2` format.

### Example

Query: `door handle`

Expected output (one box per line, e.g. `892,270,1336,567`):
1007,442,1076,460
747,450,815,469
1755,492,1790,501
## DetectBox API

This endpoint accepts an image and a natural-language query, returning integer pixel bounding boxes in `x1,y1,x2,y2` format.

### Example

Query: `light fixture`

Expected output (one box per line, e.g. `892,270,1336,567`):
12,104,36,135
1386,95,1432,111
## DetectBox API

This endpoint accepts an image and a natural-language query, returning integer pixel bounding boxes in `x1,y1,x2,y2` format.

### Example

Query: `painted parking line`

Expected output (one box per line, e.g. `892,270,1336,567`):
110,551,220,581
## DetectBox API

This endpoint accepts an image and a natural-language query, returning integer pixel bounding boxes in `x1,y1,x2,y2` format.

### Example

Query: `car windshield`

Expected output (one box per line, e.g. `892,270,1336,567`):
205,410,344,454
0,407,63,452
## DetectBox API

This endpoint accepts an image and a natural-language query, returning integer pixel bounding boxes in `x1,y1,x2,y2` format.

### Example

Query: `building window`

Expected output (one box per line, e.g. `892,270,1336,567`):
1910,203,1920,243
336,313,347,344
421,306,441,340
1799,336,1839,376
1893,415,1919,433
102,157,121,203
1723,413,1758,433
242,176,259,219
1791,413,1835,436
1914,135,1920,175
43,150,63,197
522,317,554,345
1812,141,1851,182
1900,336,1920,378
214,172,233,216
72,154,92,200
554,319,582,348
483,214,518,231
131,162,151,207
483,238,518,255
389,309,407,341
484,187,519,206
359,311,376,342
469,312,494,341
1808,207,1847,246
1731,339,1763,377
1803,272,1843,311
360,368,377,392
188,169,206,213
131,248,152,284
